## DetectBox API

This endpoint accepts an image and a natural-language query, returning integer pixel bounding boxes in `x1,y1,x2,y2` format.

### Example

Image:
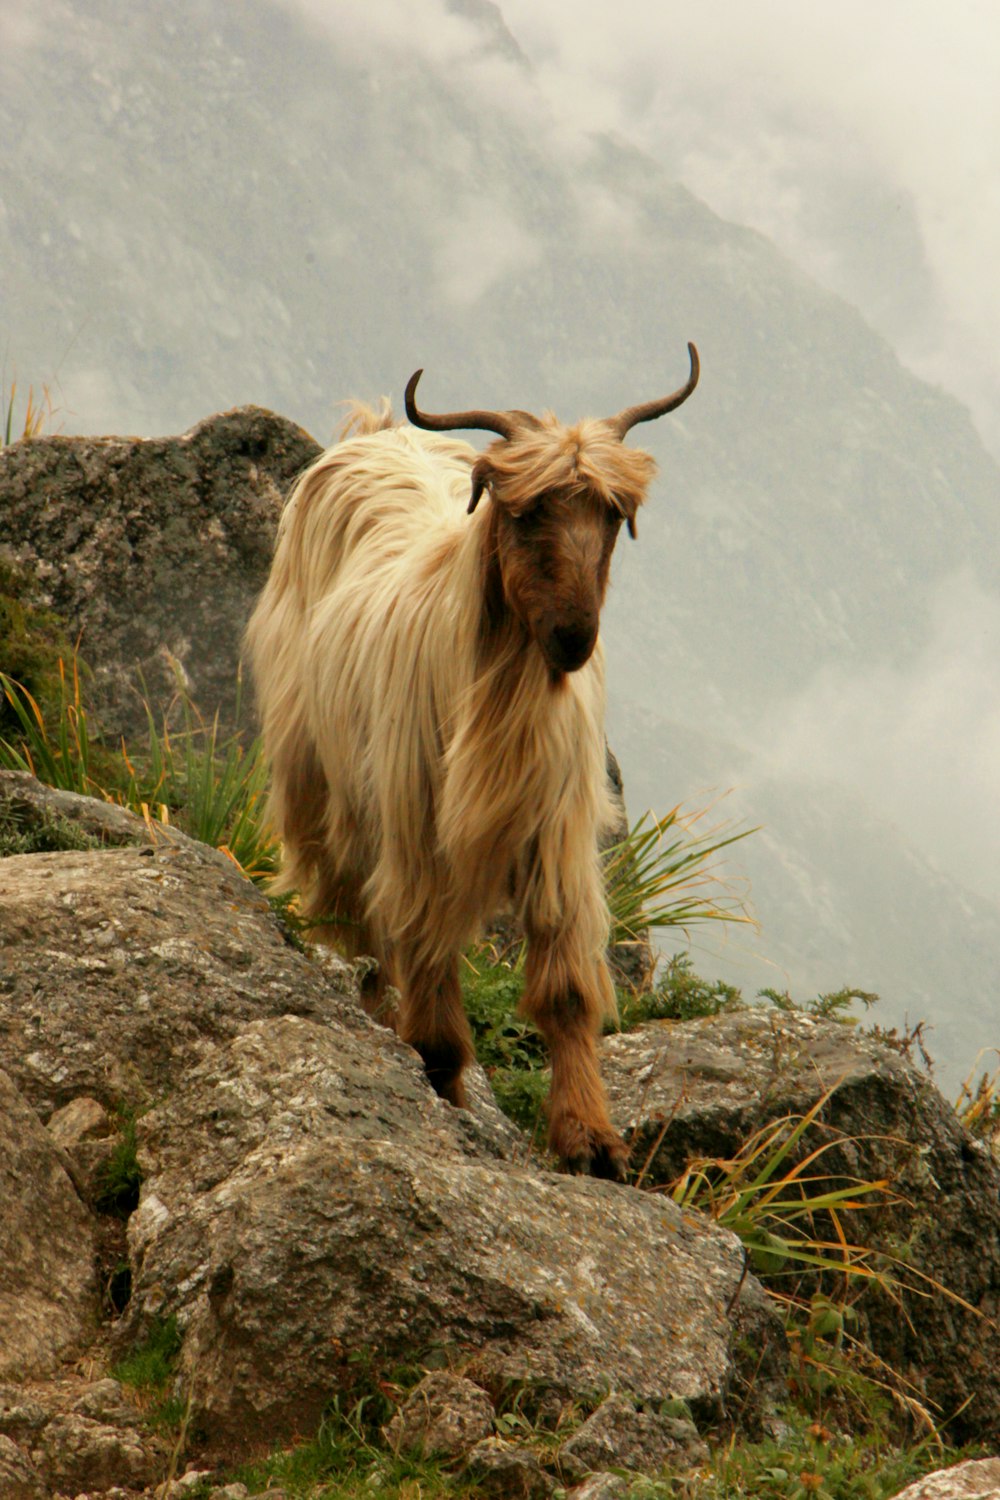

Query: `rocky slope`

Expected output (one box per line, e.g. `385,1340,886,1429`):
0,770,997,1496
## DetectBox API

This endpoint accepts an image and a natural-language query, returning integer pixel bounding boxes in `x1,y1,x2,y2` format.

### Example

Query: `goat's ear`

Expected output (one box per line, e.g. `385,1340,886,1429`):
469,457,492,515
626,515,637,540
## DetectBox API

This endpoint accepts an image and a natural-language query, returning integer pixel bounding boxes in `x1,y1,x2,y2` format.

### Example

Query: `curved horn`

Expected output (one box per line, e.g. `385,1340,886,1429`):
608,342,700,439
405,370,538,440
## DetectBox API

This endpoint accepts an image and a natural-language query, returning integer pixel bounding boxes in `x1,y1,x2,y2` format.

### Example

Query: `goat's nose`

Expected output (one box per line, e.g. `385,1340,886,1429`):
549,621,596,672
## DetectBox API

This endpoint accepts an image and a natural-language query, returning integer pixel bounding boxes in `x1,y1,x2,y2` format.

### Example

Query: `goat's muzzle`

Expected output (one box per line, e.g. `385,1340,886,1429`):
542,620,598,675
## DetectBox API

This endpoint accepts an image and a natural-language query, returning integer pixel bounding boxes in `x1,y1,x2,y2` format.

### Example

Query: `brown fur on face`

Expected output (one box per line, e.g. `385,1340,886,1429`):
484,488,619,675
473,416,655,676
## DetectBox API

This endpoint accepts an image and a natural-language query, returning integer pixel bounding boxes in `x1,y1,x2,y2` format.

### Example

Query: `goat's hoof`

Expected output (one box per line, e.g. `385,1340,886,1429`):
553,1122,630,1182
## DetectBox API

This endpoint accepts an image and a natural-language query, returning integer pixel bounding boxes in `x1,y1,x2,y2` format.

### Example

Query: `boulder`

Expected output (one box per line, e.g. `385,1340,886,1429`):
0,1378,163,1498
122,1010,779,1452
36,1411,154,1493
0,796,363,1118
888,1458,1000,1499
0,1434,44,1500
601,1008,1000,1443
464,1436,557,1498
0,407,321,738
559,1393,707,1481
383,1372,496,1459
0,1067,98,1380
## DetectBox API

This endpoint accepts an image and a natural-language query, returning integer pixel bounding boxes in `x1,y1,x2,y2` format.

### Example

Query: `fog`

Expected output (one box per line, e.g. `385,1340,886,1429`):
759,571,1000,901
501,0,1000,461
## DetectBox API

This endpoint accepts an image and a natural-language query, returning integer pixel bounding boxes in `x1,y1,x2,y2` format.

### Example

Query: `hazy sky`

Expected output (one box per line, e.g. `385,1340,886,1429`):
485,0,1000,904
499,0,1000,461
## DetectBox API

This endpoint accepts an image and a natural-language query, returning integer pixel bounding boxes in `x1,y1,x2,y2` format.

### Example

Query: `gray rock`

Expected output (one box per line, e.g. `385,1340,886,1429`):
0,768,176,851
464,1436,557,1498
0,407,321,738
46,1095,113,1148
0,1434,44,1500
156,1469,217,1497
71,1379,143,1428
559,1394,707,1481
0,825,364,1119
123,1012,776,1450
602,1008,1000,1443
0,1068,98,1380
0,1390,49,1438
888,1458,1000,1499
567,1477,630,1500
45,1097,120,1207
384,1372,495,1458
35,1411,153,1493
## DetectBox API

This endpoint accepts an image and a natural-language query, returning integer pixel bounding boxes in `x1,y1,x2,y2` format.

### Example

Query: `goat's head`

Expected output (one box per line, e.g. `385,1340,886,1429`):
405,344,699,676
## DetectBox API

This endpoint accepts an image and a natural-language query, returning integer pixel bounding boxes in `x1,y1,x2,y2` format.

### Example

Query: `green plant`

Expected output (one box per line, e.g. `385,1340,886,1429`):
0,560,72,735
954,1053,1000,1144
125,680,279,877
682,1404,978,1500
0,658,279,880
760,986,881,1024
664,1085,895,1286
0,804,101,857
603,804,755,947
620,951,744,1027
113,1315,182,1398
0,658,100,795
95,1108,143,1215
461,949,549,1135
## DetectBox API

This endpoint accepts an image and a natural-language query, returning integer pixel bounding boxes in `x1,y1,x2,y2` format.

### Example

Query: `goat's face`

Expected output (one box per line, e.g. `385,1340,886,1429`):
489,482,622,675
403,347,700,676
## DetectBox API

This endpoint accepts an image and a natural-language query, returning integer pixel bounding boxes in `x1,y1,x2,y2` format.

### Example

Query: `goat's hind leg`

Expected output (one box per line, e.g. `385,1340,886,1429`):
396,949,475,1108
305,859,399,1025
522,931,629,1181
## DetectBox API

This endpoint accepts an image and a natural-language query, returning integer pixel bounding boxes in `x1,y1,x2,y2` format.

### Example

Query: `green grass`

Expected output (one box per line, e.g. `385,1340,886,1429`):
113,1320,183,1398
675,1407,978,1500
604,804,756,947
94,1108,143,1215
461,949,550,1135
0,659,279,880
198,1381,979,1500
227,1396,482,1500
0,803,102,857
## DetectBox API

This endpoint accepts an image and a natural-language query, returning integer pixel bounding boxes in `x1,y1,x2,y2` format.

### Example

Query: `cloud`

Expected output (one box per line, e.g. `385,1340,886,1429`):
431,199,540,308
499,0,1000,457
758,570,1000,901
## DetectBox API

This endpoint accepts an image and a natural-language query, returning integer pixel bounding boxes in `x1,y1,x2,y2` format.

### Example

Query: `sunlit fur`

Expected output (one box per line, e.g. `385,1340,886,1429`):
246,403,662,1177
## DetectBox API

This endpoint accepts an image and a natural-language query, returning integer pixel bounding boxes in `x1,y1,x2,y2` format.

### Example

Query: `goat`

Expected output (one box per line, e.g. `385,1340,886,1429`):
246,345,699,1178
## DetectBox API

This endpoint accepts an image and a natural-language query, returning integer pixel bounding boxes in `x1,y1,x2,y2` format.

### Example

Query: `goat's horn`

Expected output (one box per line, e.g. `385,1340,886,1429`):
405,370,538,440
608,343,700,439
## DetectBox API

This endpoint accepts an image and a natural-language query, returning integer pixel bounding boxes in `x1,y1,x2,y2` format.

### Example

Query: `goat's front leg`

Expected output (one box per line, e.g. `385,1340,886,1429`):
396,950,475,1108
521,931,629,1181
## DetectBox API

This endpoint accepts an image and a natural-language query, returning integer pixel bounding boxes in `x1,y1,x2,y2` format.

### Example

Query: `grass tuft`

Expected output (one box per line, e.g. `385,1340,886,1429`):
604,803,756,946
0,657,279,881
113,1315,182,1402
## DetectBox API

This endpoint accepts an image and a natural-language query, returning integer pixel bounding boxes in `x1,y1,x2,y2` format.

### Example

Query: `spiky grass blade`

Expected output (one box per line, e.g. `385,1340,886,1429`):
0,664,96,794
603,804,756,945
